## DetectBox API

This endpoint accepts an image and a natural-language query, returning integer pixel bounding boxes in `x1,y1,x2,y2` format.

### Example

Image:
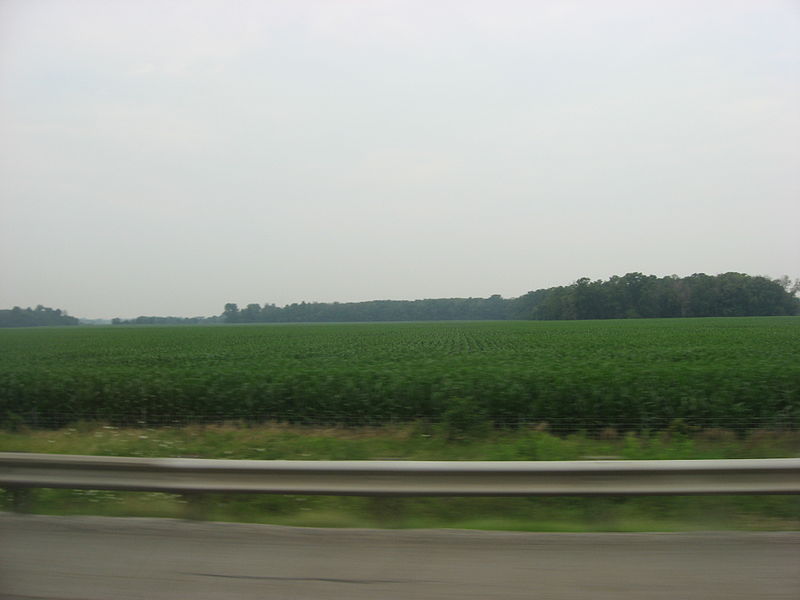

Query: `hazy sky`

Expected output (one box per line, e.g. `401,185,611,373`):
1,0,798,318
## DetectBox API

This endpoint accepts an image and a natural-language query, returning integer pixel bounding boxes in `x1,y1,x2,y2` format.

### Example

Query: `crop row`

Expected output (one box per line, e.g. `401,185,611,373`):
1,318,798,432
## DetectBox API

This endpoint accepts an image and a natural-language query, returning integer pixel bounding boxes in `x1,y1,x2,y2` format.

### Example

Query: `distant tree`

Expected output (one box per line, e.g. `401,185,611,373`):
240,303,262,322
777,275,800,298
0,306,79,327
223,303,240,323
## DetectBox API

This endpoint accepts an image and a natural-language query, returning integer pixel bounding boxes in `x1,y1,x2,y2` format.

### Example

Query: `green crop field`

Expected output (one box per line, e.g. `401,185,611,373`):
1,317,799,432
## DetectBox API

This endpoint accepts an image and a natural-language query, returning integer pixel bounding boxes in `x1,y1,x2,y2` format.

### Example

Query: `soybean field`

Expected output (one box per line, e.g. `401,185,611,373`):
1,317,798,432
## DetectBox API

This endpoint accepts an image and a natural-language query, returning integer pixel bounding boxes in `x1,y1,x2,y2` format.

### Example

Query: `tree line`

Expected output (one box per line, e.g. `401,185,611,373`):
5,272,796,327
221,272,800,324
0,306,79,327
223,295,512,323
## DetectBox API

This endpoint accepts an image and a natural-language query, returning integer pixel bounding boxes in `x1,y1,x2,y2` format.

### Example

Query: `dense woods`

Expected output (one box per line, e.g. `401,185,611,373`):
222,295,511,323
0,306,78,327
221,272,799,323
525,272,799,320
5,272,796,327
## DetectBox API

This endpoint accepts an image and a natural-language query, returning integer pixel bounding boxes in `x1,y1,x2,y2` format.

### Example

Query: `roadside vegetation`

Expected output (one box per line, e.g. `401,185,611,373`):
2,423,798,531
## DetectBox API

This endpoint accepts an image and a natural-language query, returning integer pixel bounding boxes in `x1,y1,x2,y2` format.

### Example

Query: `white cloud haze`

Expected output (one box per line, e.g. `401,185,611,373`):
1,0,798,318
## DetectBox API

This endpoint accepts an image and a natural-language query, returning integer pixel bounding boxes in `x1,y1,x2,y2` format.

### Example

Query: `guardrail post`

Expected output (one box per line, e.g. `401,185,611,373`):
181,493,210,520
5,486,34,513
368,496,405,526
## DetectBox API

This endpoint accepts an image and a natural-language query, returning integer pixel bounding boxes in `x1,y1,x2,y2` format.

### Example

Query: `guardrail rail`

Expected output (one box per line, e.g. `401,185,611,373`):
2,454,799,508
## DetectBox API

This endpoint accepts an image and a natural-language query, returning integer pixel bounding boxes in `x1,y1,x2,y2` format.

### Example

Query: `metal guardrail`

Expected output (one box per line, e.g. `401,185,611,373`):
2,453,799,499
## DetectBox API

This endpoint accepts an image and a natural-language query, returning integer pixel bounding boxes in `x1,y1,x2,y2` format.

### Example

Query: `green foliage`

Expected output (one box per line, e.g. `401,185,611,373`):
526,272,799,320
439,397,490,440
0,317,799,431
217,272,799,323
2,424,798,530
0,305,79,328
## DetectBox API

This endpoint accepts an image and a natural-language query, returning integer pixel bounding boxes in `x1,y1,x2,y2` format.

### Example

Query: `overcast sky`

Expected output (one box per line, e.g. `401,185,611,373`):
1,0,798,318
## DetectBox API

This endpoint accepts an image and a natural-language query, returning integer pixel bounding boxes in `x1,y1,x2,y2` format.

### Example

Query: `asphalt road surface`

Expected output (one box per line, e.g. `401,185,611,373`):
1,514,798,599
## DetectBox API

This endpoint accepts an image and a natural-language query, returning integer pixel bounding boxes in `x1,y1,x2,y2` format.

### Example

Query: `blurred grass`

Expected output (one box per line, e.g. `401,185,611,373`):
2,420,798,460
2,422,799,531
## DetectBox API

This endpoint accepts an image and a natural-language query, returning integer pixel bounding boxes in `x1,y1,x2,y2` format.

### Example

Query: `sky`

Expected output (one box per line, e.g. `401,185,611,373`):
1,0,798,319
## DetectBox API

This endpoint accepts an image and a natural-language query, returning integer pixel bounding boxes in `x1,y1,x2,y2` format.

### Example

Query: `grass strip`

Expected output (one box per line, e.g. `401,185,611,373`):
2,423,798,531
